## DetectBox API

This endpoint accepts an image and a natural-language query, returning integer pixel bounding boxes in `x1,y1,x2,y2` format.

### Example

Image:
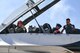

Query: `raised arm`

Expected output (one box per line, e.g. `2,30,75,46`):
61,28,64,34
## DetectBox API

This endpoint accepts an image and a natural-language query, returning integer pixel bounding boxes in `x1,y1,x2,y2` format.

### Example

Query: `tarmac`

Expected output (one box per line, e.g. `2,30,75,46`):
0,46,75,53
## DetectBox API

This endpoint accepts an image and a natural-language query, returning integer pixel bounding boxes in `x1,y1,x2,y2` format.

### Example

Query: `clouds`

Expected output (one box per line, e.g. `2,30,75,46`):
48,0,80,30
49,0,74,26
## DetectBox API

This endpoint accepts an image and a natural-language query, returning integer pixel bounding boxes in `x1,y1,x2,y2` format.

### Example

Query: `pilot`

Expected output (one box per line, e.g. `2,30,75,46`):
15,20,27,33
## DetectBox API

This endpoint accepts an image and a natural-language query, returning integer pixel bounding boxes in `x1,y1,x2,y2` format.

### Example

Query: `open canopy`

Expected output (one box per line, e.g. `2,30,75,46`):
0,0,60,34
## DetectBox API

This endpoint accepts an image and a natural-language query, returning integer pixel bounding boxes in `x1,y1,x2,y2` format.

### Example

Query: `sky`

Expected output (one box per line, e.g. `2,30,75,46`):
0,0,80,32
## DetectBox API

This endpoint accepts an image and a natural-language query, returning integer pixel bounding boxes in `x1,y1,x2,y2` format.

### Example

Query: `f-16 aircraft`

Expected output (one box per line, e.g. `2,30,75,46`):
0,0,80,51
